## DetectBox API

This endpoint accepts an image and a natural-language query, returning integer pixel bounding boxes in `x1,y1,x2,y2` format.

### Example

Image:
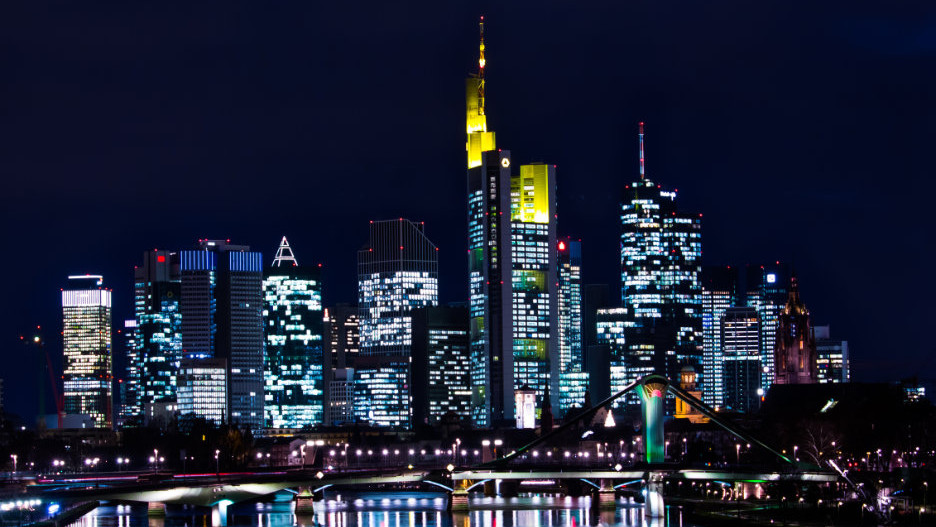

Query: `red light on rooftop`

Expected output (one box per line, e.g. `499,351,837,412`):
558,241,566,251
157,255,166,263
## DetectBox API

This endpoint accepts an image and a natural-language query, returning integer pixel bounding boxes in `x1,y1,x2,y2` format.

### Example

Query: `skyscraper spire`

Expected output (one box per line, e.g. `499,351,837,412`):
465,15,496,169
272,236,298,267
639,121,646,180
478,16,486,116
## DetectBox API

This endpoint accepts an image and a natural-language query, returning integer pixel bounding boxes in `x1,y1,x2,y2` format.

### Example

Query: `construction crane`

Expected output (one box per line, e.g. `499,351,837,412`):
21,327,63,428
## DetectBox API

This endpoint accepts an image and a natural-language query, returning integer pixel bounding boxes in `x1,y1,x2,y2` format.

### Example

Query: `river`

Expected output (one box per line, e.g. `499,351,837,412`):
65,492,699,527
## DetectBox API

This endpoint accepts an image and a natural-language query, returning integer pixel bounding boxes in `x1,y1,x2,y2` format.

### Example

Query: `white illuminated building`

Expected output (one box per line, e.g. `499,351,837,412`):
62,275,113,429
356,219,438,428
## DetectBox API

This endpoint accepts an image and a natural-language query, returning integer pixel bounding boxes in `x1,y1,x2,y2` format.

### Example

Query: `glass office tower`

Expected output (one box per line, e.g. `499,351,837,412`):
465,20,513,427
130,250,182,421
558,238,588,413
745,262,789,392
510,163,559,416
411,306,471,425
263,237,324,429
620,123,703,391
357,219,438,428
180,240,264,431
62,275,112,428
721,307,761,412
814,325,849,383
701,266,738,407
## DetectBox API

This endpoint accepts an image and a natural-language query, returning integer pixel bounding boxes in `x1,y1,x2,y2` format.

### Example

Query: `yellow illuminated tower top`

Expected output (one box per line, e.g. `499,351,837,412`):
466,16,496,168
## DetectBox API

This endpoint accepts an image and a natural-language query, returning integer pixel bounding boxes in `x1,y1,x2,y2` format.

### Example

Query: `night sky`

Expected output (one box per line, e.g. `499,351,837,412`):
2,1,934,421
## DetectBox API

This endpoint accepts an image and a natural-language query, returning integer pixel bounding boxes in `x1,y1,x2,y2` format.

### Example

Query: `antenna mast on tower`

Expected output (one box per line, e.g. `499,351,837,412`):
478,16,486,116
639,122,646,180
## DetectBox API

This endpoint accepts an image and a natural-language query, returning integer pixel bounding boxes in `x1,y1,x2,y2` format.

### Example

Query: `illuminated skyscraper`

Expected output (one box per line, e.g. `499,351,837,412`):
814,325,849,383
746,262,789,392
262,237,324,429
596,307,642,409
620,123,703,390
120,319,139,424
177,358,227,424
510,162,559,416
465,20,562,426
323,303,359,426
721,307,761,412
411,306,471,425
466,23,512,427
357,219,438,428
701,266,739,407
558,238,588,414
62,275,112,428
131,250,182,420
180,240,264,430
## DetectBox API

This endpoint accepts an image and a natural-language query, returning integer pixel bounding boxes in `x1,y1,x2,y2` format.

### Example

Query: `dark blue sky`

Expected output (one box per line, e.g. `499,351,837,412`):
2,1,934,421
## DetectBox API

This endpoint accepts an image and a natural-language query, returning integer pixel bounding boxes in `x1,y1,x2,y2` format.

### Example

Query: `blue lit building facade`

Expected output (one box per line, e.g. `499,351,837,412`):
815,325,850,384
262,237,324,429
467,149,514,427
130,250,182,421
180,240,264,430
357,220,438,428
745,262,789,392
620,123,703,392
701,266,738,408
558,238,588,414
596,307,643,409
721,307,761,412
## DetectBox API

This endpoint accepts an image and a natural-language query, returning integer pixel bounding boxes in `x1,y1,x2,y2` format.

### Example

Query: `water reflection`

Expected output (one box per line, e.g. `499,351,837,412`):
69,493,689,527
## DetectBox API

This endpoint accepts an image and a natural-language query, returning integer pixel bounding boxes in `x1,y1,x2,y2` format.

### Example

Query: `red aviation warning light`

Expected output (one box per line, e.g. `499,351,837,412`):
558,241,567,251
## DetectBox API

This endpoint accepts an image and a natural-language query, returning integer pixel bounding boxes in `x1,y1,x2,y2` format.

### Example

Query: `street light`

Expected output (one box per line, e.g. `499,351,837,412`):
215,449,220,475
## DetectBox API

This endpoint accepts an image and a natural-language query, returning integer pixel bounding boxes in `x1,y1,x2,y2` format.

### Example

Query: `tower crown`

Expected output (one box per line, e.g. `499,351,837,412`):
466,16,496,168
272,236,298,267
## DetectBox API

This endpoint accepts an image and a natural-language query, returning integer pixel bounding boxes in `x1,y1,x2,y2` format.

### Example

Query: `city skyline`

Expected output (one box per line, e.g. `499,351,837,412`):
3,2,934,421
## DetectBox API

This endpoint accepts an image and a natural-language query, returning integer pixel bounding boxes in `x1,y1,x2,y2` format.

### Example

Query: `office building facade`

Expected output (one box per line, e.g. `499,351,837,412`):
701,266,739,407
558,238,588,413
814,325,850,384
62,275,112,428
177,358,227,424
130,250,182,420
411,306,471,425
510,162,559,416
323,304,360,425
357,219,438,428
263,237,325,429
721,307,761,412
745,262,789,392
620,123,703,392
180,240,264,430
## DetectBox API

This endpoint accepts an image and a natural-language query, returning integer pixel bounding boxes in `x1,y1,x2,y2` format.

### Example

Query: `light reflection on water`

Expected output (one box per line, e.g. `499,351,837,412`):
68,493,693,527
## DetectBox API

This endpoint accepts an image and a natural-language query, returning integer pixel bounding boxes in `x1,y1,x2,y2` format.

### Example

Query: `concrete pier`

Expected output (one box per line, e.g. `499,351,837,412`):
294,488,317,515
146,502,166,517
644,472,665,518
596,479,617,510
